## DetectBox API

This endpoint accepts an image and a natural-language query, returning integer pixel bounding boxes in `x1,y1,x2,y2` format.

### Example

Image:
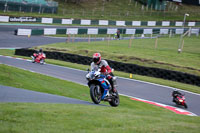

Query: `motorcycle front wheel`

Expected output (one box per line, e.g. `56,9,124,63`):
90,84,101,104
40,59,45,64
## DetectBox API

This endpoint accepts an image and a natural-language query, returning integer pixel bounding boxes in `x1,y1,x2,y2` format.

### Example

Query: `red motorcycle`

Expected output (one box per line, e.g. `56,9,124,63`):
31,52,46,64
173,94,188,109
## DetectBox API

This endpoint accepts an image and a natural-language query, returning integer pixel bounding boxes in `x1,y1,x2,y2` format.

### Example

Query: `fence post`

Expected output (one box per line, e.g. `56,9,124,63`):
181,39,184,51
188,27,191,37
129,37,132,48
107,34,110,45
169,29,172,38
4,2,7,12
128,0,132,5
129,35,134,48
72,34,75,43
135,1,137,8
67,34,71,43
155,37,158,49
88,34,91,44
141,5,144,11
146,5,148,11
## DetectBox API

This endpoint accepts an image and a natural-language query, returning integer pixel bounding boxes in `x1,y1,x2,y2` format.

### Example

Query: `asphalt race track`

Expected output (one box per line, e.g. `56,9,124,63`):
0,24,66,48
0,85,94,105
0,56,200,116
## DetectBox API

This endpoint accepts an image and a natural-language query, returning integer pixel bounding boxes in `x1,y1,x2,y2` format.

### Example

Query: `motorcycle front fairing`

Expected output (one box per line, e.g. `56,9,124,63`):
97,77,110,100
87,72,111,100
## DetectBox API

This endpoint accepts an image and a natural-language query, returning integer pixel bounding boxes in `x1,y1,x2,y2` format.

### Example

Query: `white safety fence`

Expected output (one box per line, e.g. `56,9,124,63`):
0,16,9,22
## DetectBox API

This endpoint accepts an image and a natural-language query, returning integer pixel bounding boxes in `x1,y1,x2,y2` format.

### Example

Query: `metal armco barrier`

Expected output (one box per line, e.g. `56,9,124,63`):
15,49,200,87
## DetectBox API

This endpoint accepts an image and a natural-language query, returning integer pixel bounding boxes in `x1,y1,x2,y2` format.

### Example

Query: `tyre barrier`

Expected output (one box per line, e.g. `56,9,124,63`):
15,49,200,87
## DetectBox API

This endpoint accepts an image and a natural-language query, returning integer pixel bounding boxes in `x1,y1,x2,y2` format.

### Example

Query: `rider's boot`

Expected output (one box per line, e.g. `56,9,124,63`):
112,77,117,93
106,85,112,96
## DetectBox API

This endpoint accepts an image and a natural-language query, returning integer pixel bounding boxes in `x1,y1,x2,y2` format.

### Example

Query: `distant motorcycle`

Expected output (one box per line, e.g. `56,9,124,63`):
86,70,119,107
31,52,46,64
173,94,188,109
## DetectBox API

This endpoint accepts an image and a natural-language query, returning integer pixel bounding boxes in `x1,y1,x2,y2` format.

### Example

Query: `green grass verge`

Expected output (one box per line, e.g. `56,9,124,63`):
0,49,200,94
0,64,90,101
0,103,200,133
0,64,200,133
36,36,200,76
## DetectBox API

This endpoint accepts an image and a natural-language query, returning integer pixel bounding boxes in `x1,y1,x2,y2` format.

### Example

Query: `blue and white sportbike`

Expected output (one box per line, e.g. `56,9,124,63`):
86,70,119,107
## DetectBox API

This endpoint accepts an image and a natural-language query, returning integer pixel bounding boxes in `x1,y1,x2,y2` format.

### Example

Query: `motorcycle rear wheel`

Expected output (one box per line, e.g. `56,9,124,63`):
184,103,188,109
109,90,120,107
90,84,101,104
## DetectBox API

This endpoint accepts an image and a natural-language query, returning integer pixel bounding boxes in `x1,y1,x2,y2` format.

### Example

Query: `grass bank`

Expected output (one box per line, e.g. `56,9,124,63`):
1,103,200,133
37,36,200,76
0,64,200,133
0,64,90,101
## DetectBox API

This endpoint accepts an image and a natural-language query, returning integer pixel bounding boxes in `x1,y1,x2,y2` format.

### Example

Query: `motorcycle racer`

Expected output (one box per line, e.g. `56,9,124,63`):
90,53,117,97
31,48,46,64
172,89,183,102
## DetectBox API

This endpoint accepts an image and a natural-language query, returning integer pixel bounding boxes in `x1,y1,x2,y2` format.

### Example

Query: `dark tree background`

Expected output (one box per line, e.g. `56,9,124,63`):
63,0,84,4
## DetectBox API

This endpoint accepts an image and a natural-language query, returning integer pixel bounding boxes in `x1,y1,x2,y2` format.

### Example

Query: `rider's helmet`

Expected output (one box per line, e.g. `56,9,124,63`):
93,53,101,64
39,48,43,53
